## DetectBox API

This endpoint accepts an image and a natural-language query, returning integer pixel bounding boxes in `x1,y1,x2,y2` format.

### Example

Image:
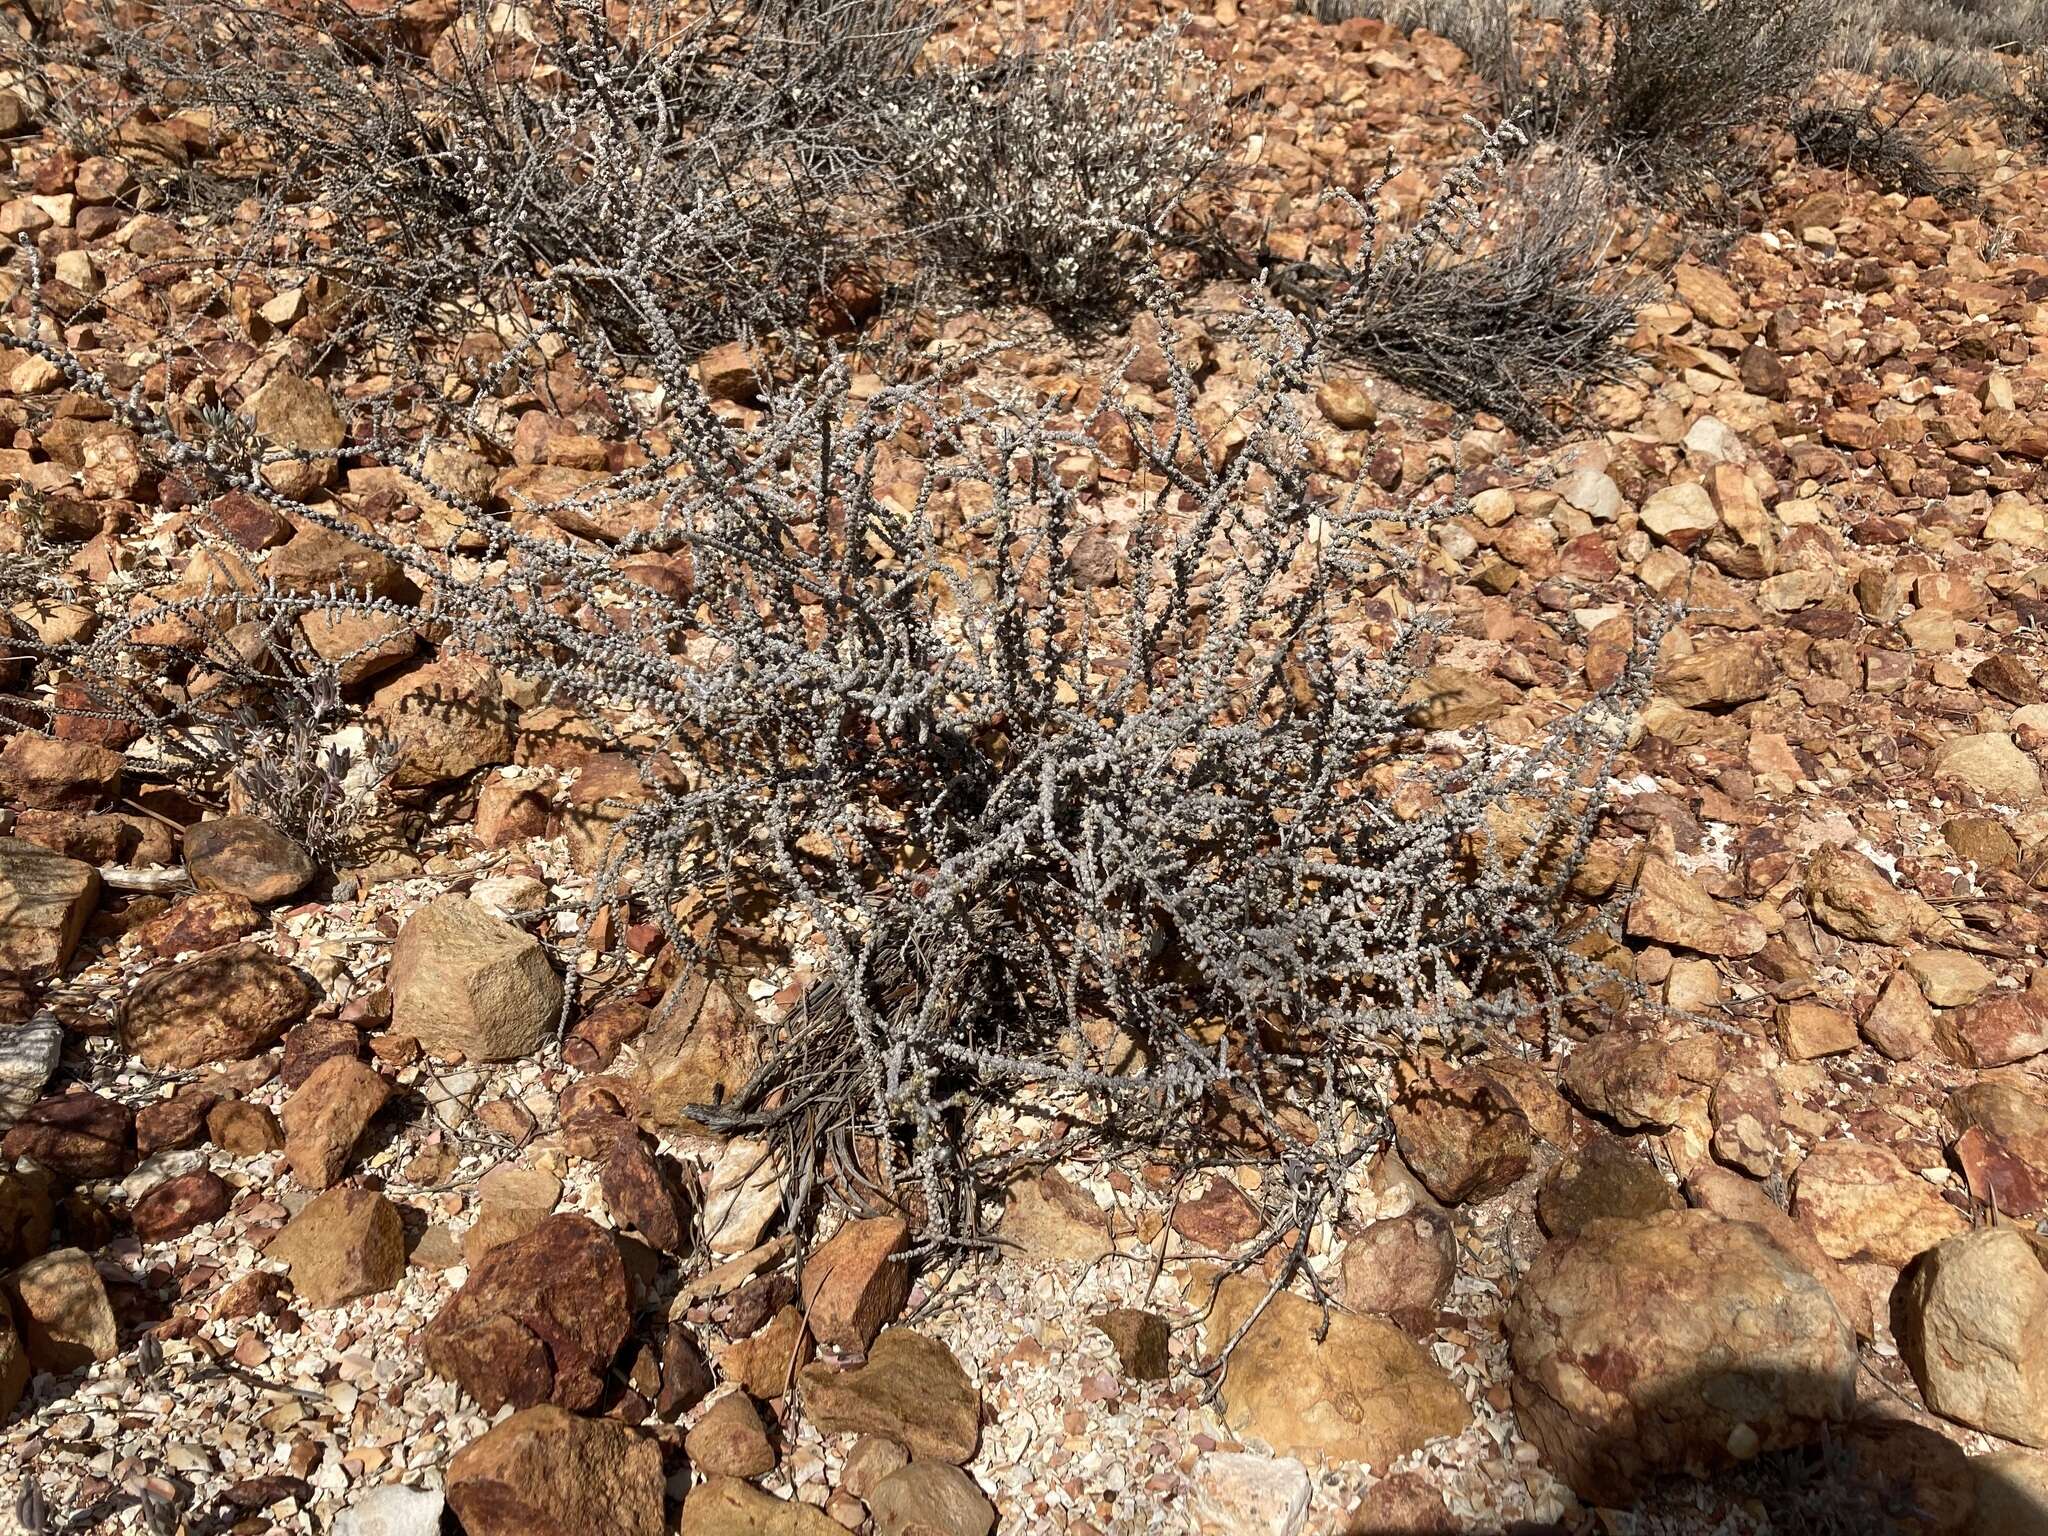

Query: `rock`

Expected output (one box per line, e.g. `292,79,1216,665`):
1944,815,2019,872
1805,846,1919,945
658,1323,716,1417
136,1087,218,1156
265,523,418,603
1968,1449,2048,1533
332,1484,445,1536
1315,376,1378,430
599,1132,692,1256
1561,1031,1720,1132
1675,263,1744,328
869,1463,996,1536
3,1246,118,1374
696,342,762,402
1626,858,1765,956
1937,993,2048,1069
678,1478,844,1536
1339,1208,1455,1327
1185,1456,1313,1536
249,373,344,500
1190,1269,1465,1466
638,968,763,1130
1391,1062,1531,1205
1907,951,1997,1009
800,1216,910,1354
703,1137,784,1256
1865,970,1937,1060
722,1304,813,1400
207,1098,284,1155
129,1168,230,1241
1508,1209,1856,1505
387,895,560,1062
1640,483,1719,548
369,657,515,791
2,1089,134,1179
685,1390,777,1478
1685,1165,1872,1338
133,891,262,958
1777,1001,1859,1060
797,1327,981,1464
1536,1138,1680,1238
0,1290,26,1421
1655,641,1773,710
0,837,99,979
120,945,314,1069
280,1016,364,1090
0,1166,54,1268
445,1406,665,1536
1898,1229,2048,1447
0,1014,62,1132
423,1213,630,1412
182,817,315,903
281,1056,392,1189
0,734,123,810
1933,733,2041,806
267,1187,405,1308
464,1163,562,1265
1091,1307,1170,1381
1791,1140,1968,1270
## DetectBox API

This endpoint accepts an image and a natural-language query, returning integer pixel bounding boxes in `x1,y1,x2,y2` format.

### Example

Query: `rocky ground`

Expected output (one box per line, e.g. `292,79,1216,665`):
6,2,2048,1534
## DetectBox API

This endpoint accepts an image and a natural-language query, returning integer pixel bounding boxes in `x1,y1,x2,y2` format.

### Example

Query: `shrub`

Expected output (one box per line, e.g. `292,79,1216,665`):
1294,0,1513,82
1315,140,1652,434
11,238,1647,1255
1499,0,1843,202
888,19,1229,320
1791,90,1972,204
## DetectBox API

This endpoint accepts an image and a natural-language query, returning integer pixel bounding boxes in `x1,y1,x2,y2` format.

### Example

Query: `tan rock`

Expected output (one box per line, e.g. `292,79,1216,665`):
679,1479,843,1536
800,1216,910,1354
249,373,344,501
387,895,561,1062
369,656,514,791
1777,1002,1858,1060
1907,951,1997,1009
1805,846,1918,945
1791,1140,1968,1270
1640,483,1719,549
797,1327,981,1464
267,1187,405,1308
1507,1209,1855,1506
1933,733,2042,806
1898,1230,2048,1447
1626,858,1765,957
1656,641,1774,710
0,838,98,980
1936,993,2048,1069
1864,970,1937,1060
1392,1061,1532,1205
1188,1269,1466,1466
281,1056,392,1189
685,1390,777,1478
120,944,314,1070
1684,1165,1872,1338
1967,1449,2048,1533
1675,264,1744,329
3,1246,117,1374
869,1463,996,1536
446,1406,665,1536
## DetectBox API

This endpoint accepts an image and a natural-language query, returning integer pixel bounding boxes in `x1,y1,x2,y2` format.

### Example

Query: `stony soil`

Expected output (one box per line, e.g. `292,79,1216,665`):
5,3,2048,1534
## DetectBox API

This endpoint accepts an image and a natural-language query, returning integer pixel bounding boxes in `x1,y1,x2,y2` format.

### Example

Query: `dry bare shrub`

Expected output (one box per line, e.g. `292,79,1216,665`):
1314,139,1652,434
1499,0,1843,204
1294,0,1513,82
10,234,1648,1262
888,16,1231,320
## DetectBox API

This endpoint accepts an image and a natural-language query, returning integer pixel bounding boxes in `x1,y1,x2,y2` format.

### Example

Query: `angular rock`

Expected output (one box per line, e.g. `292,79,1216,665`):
1968,1449,2048,1533
1561,1031,1721,1132
678,1478,843,1536
0,1165,54,1268
0,837,99,979
0,1014,62,1132
685,1390,776,1478
280,1016,363,1091
0,734,123,810
1508,1209,1856,1505
3,1246,118,1374
136,1087,218,1156
1791,1139,1968,1270
369,657,515,792
1898,1229,2048,1447
1906,950,1997,1009
1936,993,2048,1069
1626,858,1765,957
638,968,763,1130
598,1132,692,1256
445,1406,664,1536
130,1168,230,1241
1777,1001,1858,1060
1805,846,1918,945
0,1290,25,1421
281,1055,392,1189
703,1137,784,1256
2,1089,134,1179
721,1303,813,1401
387,894,560,1062
1864,970,1936,1060
1091,1307,1170,1382
422,1213,630,1412
182,816,315,903
132,891,262,958
800,1215,910,1354
1933,732,2042,806
267,1187,405,1308
207,1098,284,1155
1190,1269,1465,1466
249,373,344,500
1339,1207,1455,1329
869,1463,996,1536
798,1327,981,1464
120,944,314,1070
1656,642,1773,710
1392,1062,1531,1205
